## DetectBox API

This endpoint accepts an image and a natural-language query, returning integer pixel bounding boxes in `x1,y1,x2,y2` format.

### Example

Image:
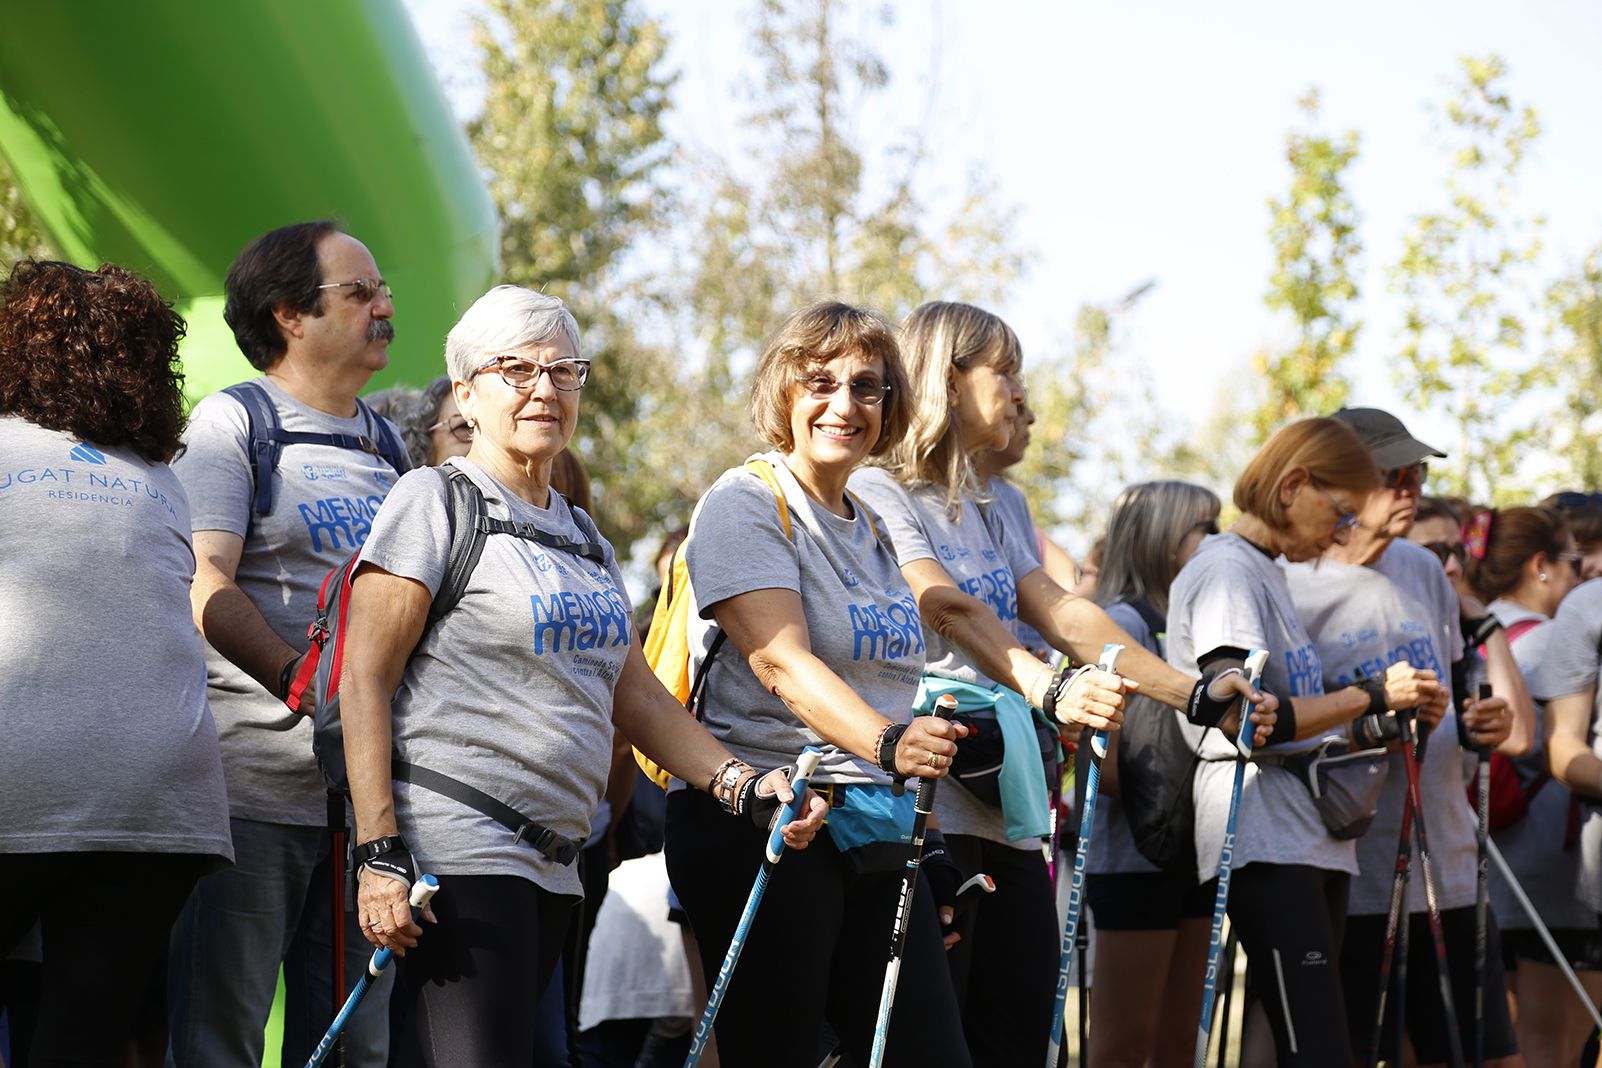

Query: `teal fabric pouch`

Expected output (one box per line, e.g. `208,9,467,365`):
915,674,1052,842
825,782,914,874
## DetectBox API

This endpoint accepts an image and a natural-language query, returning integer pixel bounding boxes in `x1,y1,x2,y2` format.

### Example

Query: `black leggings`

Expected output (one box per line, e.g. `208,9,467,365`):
0,851,210,1067
390,874,577,1068
665,788,970,1068
1226,863,1352,1067
943,835,1059,1068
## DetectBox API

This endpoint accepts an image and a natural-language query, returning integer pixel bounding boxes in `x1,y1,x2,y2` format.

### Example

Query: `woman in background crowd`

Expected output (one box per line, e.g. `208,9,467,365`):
0,260,233,1066
1086,481,1222,1068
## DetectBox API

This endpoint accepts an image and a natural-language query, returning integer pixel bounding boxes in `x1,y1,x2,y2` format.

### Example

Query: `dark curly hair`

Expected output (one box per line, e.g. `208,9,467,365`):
224,220,338,370
0,260,187,463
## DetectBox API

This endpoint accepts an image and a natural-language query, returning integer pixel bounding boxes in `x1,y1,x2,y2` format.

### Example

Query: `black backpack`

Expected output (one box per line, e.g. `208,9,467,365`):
222,381,411,533
283,465,609,865
1114,598,1212,876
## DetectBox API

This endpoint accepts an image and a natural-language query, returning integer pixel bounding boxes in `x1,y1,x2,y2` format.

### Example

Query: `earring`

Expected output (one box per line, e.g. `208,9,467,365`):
1539,571,1548,582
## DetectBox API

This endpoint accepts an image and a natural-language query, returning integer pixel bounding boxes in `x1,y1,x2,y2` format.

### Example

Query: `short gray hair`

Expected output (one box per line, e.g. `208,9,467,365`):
444,285,581,381
1095,480,1221,617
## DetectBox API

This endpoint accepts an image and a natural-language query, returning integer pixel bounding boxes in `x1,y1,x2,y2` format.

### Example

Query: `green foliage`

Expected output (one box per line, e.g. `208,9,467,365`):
0,151,53,270
1254,89,1360,440
1391,55,1545,504
468,0,681,550
686,0,1029,370
1547,248,1602,488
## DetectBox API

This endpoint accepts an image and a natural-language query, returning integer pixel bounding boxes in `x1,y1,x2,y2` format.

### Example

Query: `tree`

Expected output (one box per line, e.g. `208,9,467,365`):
1252,88,1361,441
684,0,1029,376
1392,55,1544,503
468,0,683,550
1547,249,1602,488
0,152,53,269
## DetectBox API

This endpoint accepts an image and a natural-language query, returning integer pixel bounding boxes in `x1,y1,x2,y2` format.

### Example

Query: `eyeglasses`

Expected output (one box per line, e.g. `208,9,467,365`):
471,355,590,392
316,278,392,303
1557,551,1584,567
795,373,891,407
1192,518,1221,536
1384,462,1428,493
429,415,473,443
1422,540,1466,567
1311,480,1360,535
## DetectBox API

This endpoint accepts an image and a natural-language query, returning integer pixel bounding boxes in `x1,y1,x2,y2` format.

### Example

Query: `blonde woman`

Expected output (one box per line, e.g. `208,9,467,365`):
848,300,1276,1066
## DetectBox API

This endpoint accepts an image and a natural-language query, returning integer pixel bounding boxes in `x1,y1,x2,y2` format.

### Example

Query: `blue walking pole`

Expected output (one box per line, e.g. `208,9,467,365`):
1193,648,1268,1068
868,694,959,1068
1045,642,1125,1068
684,747,823,1068
305,873,440,1068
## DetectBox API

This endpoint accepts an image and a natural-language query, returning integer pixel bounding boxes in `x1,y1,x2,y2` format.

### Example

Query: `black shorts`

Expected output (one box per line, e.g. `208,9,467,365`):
1085,871,1218,931
1341,907,1517,1064
1500,926,1602,972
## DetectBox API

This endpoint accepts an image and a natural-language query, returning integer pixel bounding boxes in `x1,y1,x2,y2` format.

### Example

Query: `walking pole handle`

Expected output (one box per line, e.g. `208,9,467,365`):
1087,643,1124,759
765,747,823,863
916,696,958,815
1233,649,1269,759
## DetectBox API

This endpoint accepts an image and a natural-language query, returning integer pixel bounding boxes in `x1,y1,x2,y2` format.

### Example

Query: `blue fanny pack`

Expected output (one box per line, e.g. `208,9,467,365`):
824,782,914,874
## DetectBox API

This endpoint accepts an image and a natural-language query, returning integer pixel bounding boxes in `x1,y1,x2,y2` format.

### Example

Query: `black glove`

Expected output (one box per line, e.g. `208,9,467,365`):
1351,710,1403,750
921,830,961,920
356,836,418,891
1186,668,1246,728
735,765,793,834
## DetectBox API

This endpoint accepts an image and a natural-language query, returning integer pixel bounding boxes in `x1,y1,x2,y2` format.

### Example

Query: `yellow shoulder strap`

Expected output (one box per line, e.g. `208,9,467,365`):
742,458,791,539
845,490,880,539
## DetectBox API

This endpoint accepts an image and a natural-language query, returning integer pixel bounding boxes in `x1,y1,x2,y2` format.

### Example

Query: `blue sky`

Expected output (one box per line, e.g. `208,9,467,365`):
407,0,1602,483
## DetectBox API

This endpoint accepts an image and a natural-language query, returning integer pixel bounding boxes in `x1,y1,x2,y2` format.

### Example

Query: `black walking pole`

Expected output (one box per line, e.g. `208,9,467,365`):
1400,714,1466,1068
1471,682,1492,1068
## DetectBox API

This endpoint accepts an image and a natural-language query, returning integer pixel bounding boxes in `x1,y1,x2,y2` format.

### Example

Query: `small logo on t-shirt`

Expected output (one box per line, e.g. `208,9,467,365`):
841,566,860,588
69,443,107,465
300,463,349,482
1302,951,1326,966
937,544,956,562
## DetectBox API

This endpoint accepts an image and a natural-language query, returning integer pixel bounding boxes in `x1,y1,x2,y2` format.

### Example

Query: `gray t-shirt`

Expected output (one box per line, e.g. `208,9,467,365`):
357,457,631,897
847,466,1044,849
1537,579,1602,911
986,478,1050,656
1285,540,1474,914
1486,601,1593,931
1086,602,1164,875
173,378,405,826
0,416,232,860
1166,532,1357,881
685,454,926,785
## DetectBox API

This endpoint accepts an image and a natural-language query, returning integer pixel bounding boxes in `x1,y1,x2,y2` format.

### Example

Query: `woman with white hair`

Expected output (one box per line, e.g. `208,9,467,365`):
337,285,826,1066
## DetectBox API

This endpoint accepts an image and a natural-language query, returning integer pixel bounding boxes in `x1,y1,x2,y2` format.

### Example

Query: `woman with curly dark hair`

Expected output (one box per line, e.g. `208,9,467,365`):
0,260,233,1066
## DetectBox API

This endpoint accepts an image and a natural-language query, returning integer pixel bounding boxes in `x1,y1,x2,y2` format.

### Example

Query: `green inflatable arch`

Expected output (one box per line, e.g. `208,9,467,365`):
0,0,498,399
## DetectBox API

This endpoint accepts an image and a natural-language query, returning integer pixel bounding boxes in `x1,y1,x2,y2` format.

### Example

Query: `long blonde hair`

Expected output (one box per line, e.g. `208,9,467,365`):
884,301,1021,519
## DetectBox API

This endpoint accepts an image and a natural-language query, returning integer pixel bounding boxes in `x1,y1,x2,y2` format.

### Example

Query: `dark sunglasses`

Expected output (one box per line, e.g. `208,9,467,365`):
429,415,473,443
1192,518,1221,536
1384,462,1428,492
1422,540,1466,567
1552,491,1602,510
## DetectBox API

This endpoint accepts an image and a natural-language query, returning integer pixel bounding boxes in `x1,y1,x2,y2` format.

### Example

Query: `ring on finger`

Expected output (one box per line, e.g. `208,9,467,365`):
926,752,940,768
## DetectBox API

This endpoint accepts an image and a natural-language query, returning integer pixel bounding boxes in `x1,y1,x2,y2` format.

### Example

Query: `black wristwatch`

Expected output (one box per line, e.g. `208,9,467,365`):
352,834,407,866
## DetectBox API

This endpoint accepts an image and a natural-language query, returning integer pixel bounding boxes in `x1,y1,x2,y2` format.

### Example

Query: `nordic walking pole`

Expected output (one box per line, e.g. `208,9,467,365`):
867,695,959,1068
1046,643,1125,1068
306,874,439,1068
1215,928,1238,1068
1472,682,1492,1068
1487,835,1602,1032
685,746,823,1068
1366,735,1416,1068
1192,648,1268,1068
1400,714,1466,1068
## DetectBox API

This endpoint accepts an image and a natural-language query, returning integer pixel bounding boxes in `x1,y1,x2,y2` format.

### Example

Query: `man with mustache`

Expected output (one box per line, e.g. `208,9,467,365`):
167,222,408,1067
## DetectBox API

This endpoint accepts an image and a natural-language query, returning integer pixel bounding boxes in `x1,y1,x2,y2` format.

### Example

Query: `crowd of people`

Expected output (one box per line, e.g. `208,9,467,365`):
4,219,1602,1068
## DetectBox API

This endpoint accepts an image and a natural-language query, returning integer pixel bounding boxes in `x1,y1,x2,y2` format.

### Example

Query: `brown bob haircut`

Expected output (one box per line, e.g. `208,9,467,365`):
749,301,909,457
1467,506,1569,602
1234,416,1380,526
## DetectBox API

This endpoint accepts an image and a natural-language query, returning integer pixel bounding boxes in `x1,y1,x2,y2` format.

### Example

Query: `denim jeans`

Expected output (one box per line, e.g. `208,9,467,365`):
166,818,392,1067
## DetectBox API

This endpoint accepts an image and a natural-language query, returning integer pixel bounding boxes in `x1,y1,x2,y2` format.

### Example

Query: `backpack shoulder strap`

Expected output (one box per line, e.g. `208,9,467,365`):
356,397,412,476
1504,617,1542,645
845,489,881,539
742,458,792,540
431,466,490,624
222,381,283,519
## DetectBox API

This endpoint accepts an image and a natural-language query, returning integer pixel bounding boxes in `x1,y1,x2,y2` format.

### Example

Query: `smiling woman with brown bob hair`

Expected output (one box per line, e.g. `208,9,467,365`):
0,260,233,1066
